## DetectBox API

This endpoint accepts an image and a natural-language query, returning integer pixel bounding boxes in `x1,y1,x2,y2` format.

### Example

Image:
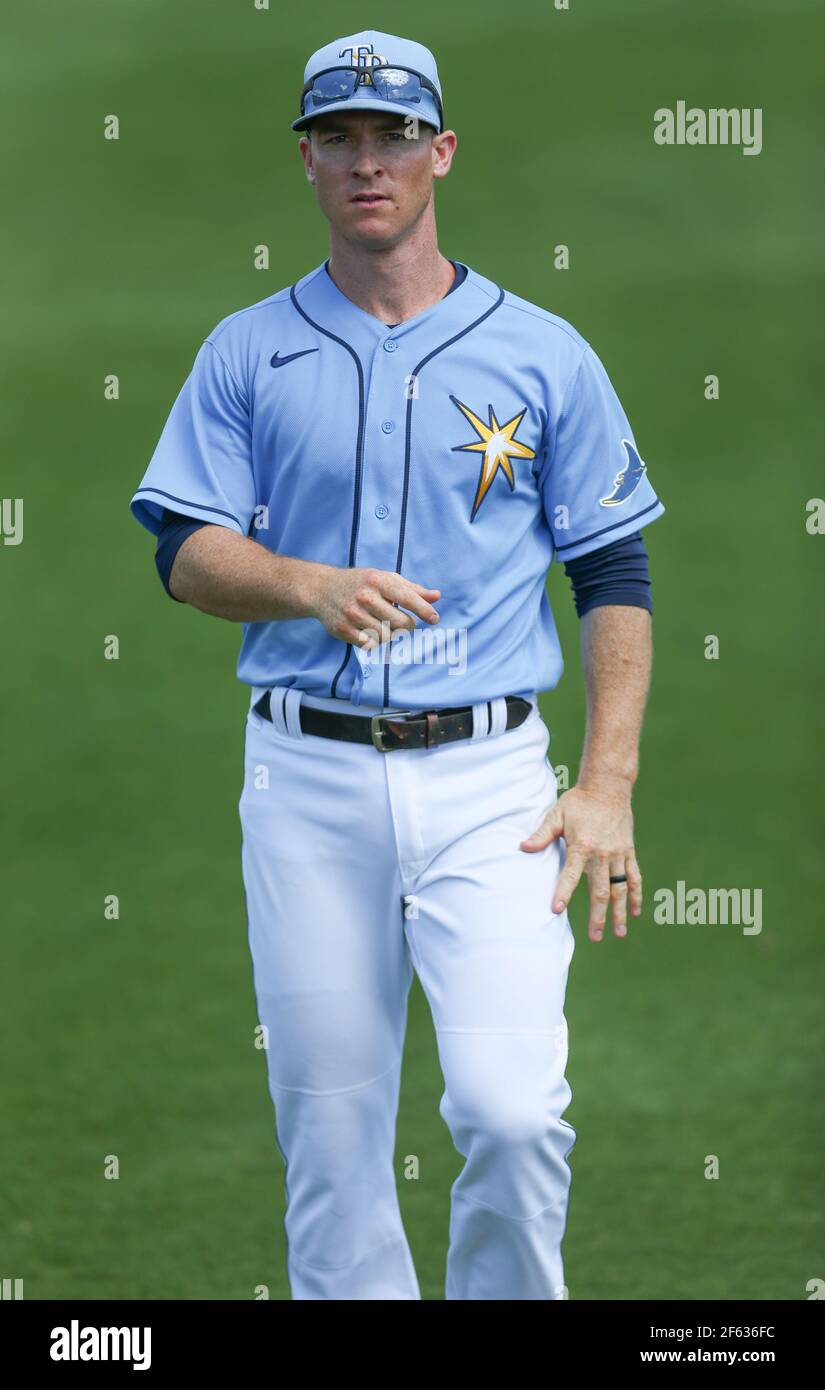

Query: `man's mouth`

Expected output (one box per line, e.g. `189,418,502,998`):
351,193,390,206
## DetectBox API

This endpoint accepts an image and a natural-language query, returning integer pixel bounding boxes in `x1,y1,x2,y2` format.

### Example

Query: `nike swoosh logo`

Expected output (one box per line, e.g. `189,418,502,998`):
270,349,318,368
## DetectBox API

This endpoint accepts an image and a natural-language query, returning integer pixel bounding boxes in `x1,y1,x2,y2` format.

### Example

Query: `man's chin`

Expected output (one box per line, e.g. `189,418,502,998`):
341,215,404,251
348,204,396,229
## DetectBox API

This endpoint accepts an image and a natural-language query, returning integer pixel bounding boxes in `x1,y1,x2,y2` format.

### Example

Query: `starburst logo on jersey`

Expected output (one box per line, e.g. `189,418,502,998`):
450,396,536,522
599,440,647,507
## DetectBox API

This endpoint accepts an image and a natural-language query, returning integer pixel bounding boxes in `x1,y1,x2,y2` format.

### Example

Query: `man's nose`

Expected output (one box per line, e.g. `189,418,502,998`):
350,140,384,173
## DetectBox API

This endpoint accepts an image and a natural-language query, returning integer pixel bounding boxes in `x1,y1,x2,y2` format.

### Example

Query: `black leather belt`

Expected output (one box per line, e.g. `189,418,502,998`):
253,691,534,752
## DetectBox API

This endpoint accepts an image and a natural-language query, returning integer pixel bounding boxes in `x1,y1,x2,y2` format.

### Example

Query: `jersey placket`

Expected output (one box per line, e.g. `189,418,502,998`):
352,328,413,705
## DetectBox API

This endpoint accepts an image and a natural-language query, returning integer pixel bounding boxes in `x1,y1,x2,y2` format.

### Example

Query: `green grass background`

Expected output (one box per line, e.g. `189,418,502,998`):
1,0,822,1300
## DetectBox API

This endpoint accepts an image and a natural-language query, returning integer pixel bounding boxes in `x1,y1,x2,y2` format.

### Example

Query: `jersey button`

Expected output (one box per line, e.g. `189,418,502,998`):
383,339,398,353
381,420,395,434
374,503,389,519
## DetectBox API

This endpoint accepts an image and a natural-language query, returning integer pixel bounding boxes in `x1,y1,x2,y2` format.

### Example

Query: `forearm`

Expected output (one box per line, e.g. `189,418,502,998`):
576,604,652,791
169,524,325,622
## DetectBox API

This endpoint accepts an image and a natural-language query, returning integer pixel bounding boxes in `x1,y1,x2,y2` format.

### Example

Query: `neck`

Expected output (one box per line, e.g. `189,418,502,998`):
327,211,455,324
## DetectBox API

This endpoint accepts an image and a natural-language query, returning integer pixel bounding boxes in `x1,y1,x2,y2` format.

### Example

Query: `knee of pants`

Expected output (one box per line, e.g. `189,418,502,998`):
439,1032,574,1150
273,1076,401,1171
443,1075,574,1151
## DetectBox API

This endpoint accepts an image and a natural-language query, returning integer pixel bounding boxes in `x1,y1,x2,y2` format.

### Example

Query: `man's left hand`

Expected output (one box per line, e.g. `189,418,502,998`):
520,783,642,942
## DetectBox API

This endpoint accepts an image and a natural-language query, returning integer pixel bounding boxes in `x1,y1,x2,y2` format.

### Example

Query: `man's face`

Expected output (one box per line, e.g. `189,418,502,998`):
299,109,455,249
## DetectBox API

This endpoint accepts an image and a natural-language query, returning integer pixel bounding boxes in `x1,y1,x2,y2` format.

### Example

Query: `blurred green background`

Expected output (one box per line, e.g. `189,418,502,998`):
1,0,822,1300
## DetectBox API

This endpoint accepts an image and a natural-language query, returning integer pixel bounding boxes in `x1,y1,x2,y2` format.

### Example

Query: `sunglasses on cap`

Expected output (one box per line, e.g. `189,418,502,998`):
300,64,444,131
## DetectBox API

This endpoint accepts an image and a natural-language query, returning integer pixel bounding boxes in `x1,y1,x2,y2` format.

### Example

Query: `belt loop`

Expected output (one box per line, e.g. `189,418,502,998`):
488,696,508,737
470,701,491,740
268,687,289,737
284,688,304,739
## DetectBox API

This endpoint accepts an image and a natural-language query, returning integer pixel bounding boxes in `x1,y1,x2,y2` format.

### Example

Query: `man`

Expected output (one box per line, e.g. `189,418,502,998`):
130,29,665,1300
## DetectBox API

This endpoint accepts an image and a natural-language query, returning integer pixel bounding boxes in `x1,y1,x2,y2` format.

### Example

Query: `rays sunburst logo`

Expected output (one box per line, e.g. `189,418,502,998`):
450,396,536,521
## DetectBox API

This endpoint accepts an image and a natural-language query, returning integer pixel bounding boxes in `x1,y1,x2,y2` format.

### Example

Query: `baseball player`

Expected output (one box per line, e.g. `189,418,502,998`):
130,30,665,1300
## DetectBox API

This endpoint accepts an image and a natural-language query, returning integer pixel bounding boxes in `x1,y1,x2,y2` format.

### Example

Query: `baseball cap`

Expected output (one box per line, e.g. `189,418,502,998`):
291,30,443,135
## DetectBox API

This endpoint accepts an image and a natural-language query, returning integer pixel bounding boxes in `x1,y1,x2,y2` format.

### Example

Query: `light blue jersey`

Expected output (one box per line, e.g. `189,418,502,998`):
130,260,665,708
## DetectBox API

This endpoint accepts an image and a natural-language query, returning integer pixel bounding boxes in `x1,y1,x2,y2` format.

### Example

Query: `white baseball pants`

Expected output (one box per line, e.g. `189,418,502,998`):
238,689,576,1300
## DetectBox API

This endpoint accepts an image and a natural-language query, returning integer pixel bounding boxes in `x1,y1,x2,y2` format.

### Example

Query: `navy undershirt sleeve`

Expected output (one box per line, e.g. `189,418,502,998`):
155,508,208,600
563,530,652,618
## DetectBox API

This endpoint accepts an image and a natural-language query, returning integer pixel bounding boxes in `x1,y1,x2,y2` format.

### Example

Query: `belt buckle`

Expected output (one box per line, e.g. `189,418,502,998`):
370,708,418,752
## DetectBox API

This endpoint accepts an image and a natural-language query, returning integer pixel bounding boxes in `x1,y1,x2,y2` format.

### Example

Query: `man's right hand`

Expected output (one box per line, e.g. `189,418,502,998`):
308,565,441,649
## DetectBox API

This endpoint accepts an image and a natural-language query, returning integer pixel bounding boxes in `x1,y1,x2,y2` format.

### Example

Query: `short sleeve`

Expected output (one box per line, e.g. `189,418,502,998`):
541,345,665,562
130,339,256,538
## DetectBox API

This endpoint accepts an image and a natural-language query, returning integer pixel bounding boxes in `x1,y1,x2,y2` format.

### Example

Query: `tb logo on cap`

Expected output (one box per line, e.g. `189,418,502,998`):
339,43,389,70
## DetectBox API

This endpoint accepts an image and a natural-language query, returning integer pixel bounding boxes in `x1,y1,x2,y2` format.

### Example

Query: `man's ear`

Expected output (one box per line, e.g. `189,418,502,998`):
299,134,316,183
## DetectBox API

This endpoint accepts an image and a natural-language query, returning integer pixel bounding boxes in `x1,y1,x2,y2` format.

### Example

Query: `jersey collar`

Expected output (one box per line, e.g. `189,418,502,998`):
293,257,472,341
